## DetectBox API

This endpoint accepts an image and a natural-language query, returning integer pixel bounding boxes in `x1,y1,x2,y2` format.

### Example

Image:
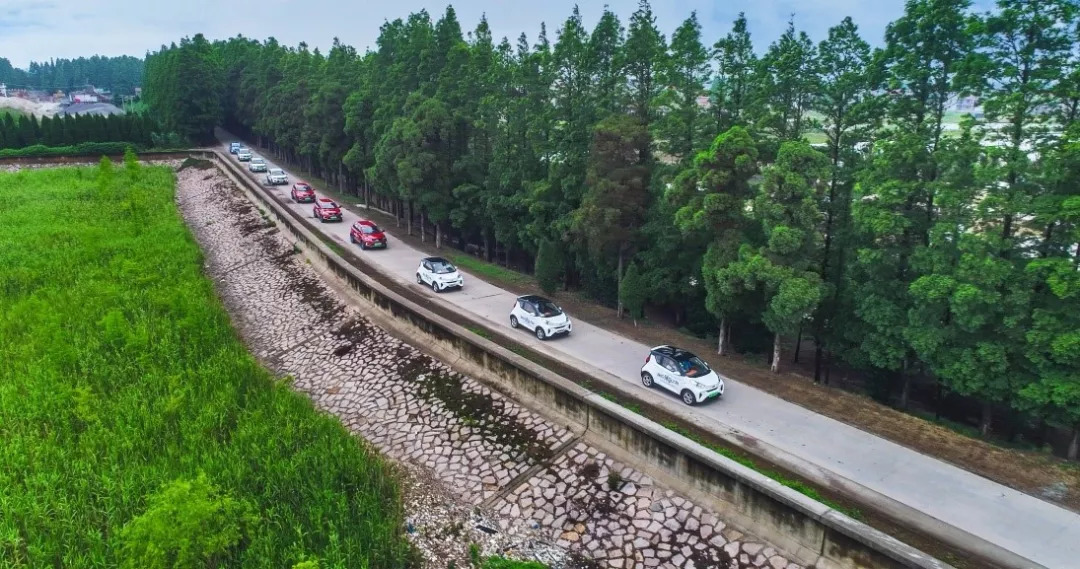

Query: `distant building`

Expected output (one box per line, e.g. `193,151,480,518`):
0,83,6,97
56,102,125,117
68,92,100,104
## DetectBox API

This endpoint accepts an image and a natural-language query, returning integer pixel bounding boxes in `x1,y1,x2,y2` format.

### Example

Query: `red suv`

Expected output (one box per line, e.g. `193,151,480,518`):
312,198,342,222
349,219,387,249
291,182,315,203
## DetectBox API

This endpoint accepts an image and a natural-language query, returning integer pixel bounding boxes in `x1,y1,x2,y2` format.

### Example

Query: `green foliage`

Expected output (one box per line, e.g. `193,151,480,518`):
0,112,156,151
0,55,143,93
480,557,548,569
620,262,647,322
118,475,255,569
534,239,564,295
0,167,411,567
144,34,224,144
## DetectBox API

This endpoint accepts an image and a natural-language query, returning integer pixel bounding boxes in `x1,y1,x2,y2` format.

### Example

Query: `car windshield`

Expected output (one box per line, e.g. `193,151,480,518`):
252,159,263,163
430,260,455,274
674,353,710,377
321,201,338,209
536,300,562,317
270,169,283,175
297,184,311,191
359,224,380,234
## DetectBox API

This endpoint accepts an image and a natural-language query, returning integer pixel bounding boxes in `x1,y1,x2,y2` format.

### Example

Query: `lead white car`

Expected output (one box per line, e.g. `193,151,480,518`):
509,295,571,340
416,256,464,292
640,345,724,405
266,168,288,185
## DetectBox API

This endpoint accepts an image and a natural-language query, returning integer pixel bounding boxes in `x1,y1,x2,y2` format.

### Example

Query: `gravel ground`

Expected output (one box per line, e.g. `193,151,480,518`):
163,162,802,569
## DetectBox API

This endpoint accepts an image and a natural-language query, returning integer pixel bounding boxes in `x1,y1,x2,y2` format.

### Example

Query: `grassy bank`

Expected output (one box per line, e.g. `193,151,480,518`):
0,159,411,568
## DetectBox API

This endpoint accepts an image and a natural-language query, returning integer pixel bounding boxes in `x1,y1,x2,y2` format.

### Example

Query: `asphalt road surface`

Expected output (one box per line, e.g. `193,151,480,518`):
220,135,1078,569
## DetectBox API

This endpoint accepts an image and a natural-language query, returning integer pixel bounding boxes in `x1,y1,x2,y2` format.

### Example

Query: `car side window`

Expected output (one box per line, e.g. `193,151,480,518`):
660,356,679,374
522,302,536,315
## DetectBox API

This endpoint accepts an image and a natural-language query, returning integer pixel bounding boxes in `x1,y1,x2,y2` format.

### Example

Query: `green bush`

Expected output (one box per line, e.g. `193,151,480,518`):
0,141,138,157
481,556,548,569
0,164,412,568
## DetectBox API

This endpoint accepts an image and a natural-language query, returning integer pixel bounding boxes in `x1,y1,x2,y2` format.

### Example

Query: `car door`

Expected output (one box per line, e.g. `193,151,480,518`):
658,356,682,393
520,301,536,329
420,260,432,284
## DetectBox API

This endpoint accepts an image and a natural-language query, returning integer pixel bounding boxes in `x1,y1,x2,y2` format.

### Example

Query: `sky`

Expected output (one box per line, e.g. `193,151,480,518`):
0,0,987,69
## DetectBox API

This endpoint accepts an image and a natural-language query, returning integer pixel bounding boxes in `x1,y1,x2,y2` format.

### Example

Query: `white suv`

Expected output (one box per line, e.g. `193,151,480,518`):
266,168,288,185
509,295,571,340
416,256,464,292
641,345,724,405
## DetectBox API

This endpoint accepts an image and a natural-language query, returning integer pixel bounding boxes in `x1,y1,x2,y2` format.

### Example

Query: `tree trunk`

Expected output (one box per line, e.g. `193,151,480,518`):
420,212,426,243
813,338,824,383
980,401,993,437
770,333,781,374
435,223,442,249
1068,426,1079,461
717,317,727,356
824,350,832,385
616,248,624,318
406,202,413,235
793,324,803,364
899,357,912,409
483,232,492,262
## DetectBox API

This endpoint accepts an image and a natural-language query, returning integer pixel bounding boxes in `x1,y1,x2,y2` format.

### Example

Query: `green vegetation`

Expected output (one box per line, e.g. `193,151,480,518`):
452,254,533,288
0,112,157,151
147,0,1080,458
0,141,144,158
0,54,143,93
0,161,411,568
479,556,548,569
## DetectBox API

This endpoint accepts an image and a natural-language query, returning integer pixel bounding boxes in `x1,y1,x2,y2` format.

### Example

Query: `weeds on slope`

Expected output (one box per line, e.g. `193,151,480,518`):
0,156,412,568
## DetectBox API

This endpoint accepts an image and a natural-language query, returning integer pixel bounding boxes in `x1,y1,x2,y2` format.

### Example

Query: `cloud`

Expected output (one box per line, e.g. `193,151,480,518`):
0,0,938,69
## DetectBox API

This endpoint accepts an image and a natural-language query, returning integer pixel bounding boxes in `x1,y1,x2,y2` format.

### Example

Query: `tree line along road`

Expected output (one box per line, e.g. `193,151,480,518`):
219,134,1079,569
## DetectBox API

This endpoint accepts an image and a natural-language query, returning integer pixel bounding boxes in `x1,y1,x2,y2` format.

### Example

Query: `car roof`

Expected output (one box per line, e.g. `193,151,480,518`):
423,256,449,263
650,345,699,360
354,219,377,226
517,294,552,304
295,181,310,186
317,197,336,204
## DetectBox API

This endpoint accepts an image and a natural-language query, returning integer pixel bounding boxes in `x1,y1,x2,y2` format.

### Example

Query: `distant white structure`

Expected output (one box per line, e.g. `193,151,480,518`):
0,83,7,97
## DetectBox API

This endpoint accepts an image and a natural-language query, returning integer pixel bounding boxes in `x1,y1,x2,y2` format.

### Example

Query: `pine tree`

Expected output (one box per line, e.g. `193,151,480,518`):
534,239,564,295
619,262,647,325
658,12,711,164
711,14,756,134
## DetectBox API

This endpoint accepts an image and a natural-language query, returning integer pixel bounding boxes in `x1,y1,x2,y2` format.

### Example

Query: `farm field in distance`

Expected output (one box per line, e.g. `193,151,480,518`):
0,159,411,568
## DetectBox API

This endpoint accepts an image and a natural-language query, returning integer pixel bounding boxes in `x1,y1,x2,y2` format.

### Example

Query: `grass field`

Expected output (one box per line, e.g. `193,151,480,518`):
0,159,411,568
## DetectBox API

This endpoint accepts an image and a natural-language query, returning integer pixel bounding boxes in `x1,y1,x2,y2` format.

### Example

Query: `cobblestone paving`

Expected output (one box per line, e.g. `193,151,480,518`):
175,164,801,569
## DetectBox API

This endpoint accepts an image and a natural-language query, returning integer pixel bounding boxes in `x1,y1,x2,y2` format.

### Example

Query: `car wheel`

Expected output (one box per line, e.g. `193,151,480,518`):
535,327,546,341
349,233,356,244
681,390,696,406
416,273,423,284
360,241,367,250
641,372,654,388
510,315,519,329
431,280,440,293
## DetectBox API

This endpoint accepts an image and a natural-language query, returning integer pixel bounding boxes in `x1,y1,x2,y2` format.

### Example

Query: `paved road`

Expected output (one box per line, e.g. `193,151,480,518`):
222,137,1077,569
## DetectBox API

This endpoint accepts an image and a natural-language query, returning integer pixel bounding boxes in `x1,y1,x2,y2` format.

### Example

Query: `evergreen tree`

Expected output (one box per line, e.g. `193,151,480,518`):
620,262,647,325
658,12,711,164
535,239,564,295
711,14,756,134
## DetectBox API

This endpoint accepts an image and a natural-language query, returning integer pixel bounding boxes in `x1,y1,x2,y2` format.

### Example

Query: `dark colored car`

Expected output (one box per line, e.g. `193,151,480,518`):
349,219,387,249
312,198,342,222
291,182,315,203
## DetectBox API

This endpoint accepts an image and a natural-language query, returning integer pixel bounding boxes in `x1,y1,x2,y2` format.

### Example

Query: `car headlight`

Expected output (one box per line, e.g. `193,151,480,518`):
693,380,709,390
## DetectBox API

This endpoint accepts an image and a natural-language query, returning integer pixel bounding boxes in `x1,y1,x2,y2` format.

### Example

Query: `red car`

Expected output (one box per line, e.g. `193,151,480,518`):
349,219,387,249
312,198,342,222
291,182,315,203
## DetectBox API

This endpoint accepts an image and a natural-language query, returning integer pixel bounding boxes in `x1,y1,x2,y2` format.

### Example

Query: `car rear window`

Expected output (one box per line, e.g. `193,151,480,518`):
321,201,338,208
360,224,381,234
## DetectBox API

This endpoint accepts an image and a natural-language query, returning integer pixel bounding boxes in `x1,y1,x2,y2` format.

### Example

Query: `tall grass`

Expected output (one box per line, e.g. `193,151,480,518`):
0,160,412,568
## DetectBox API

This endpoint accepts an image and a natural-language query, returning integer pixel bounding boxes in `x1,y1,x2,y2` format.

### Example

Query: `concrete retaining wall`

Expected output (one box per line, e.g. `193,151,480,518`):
206,150,958,569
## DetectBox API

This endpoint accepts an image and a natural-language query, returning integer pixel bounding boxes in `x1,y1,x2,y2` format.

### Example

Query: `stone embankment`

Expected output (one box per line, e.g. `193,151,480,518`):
175,162,803,569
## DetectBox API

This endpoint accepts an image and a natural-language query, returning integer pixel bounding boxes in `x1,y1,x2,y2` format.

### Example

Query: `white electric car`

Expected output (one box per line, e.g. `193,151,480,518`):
416,256,464,292
640,345,724,405
509,295,571,340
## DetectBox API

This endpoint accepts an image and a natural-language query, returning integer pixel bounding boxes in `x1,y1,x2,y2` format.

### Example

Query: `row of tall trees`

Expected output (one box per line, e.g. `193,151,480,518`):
0,55,143,93
0,113,157,150
146,0,1080,458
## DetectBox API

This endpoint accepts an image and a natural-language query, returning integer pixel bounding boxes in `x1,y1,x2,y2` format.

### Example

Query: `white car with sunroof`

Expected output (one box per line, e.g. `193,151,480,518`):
416,256,464,292
509,295,572,340
640,345,724,405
